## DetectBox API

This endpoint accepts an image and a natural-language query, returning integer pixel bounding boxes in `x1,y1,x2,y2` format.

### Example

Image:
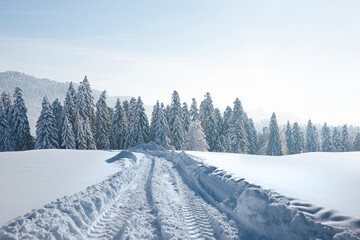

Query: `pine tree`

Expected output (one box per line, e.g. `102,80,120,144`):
229,98,248,153
1,91,12,117
64,84,76,127
122,100,130,120
332,127,341,152
111,99,127,149
135,96,150,145
189,98,199,121
341,124,351,152
61,114,76,149
84,119,96,149
74,114,87,150
10,87,34,151
150,101,160,142
76,76,95,130
306,120,319,152
285,121,293,154
247,118,258,154
95,91,111,150
0,102,10,151
353,133,360,151
266,112,282,156
292,122,302,154
124,98,138,148
321,122,332,152
184,120,208,151
35,96,59,149
153,104,170,148
182,102,191,133
68,82,76,102
52,98,63,146
169,91,184,150
222,106,233,152
214,108,226,152
199,93,219,152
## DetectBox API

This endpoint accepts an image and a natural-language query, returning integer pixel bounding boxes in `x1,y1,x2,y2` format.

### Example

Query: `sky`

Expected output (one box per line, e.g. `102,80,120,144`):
0,0,359,125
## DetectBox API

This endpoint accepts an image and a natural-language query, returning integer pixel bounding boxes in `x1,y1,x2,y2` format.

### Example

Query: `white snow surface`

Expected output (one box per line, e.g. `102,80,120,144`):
187,151,360,220
0,149,120,226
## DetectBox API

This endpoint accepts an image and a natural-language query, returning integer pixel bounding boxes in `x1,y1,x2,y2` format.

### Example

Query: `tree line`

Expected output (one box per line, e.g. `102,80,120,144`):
1,76,359,155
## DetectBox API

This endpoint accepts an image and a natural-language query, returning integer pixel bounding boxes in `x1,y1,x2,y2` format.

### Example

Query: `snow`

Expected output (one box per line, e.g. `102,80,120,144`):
0,149,120,226
186,151,360,220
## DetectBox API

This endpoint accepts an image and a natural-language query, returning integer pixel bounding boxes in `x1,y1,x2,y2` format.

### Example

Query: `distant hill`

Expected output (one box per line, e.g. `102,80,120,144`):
0,71,133,135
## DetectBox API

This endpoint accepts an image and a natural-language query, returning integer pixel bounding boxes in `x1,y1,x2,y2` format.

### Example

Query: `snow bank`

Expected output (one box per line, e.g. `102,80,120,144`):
0,152,145,239
186,151,360,220
0,149,120,226
166,151,360,239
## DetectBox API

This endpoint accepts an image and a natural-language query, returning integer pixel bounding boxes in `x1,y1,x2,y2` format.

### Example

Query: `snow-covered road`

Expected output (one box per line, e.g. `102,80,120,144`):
1,145,359,239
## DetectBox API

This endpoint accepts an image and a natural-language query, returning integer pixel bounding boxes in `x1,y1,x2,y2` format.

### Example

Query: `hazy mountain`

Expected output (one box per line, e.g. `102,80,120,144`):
0,71,133,135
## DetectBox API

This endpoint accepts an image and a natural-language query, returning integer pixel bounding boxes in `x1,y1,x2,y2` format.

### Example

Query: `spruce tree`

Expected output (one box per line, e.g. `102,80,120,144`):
111,99,127,149
154,104,170,148
61,114,76,149
229,98,248,153
321,122,332,152
74,114,87,150
1,91,12,117
135,96,150,145
122,100,130,120
247,118,258,154
266,112,282,156
222,106,233,152
214,108,225,152
285,121,293,154
292,122,302,154
35,96,59,149
76,76,95,130
184,120,208,151
182,102,191,133
353,133,360,151
0,102,10,151
52,98,63,146
10,87,34,151
169,91,184,150
95,91,111,150
199,93,219,152
124,98,137,148
189,98,199,121
332,127,341,152
306,120,319,152
84,119,96,149
64,84,76,127
150,101,160,142
341,124,351,152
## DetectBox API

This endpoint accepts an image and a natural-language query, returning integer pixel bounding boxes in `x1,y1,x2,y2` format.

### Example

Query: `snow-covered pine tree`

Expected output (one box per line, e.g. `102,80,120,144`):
52,98,63,146
222,106,233,152
285,121,293,154
353,133,360,151
150,101,160,142
199,93,220,152
111,99,127,149
266,112,282,156
189,98,199,122
292,122,302,154
76,76,96,130
122,100,130,120
74,113,87,150
64,84,76,127
305,120,319,152
124,98,138,148
321,122,332,152
61,114,76,149
184,120,208,151
84,119,96,149
341,124,351,152
0,102,10,151
68,82,76,102
154,104,170,148
214,108,226,152
135,96,150,145
35,96,59,149
1,91,12,117
332,127,342,152
182,102,191,133
169,91,184,150
247,118,258,154
95,91,111,150
228,98,248,153
10,87,34,151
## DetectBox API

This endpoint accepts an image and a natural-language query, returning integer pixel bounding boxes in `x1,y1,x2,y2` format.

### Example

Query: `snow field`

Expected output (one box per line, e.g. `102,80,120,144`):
0,149,120,226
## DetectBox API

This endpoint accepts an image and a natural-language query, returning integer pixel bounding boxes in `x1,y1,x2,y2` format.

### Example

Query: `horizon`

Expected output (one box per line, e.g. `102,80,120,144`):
1,1,359,126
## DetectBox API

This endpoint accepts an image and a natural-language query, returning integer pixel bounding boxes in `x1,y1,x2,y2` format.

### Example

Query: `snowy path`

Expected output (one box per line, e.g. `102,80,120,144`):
1,147,359,240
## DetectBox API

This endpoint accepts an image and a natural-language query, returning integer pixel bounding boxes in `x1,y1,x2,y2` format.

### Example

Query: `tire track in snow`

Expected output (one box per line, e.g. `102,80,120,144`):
151,156,239,240
87,156,158,240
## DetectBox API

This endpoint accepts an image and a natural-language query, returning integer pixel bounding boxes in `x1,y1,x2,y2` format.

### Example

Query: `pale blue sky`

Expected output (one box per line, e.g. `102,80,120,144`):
1,0,359,125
